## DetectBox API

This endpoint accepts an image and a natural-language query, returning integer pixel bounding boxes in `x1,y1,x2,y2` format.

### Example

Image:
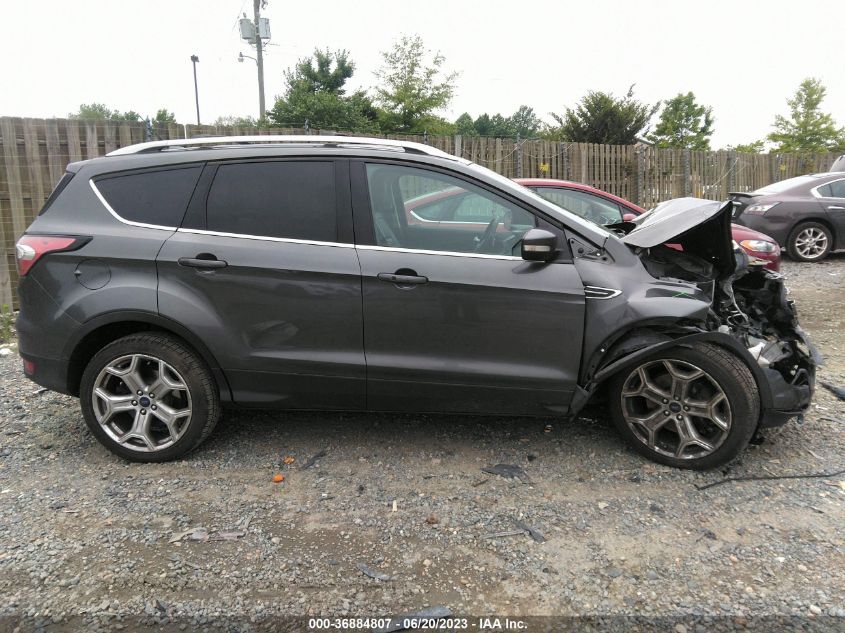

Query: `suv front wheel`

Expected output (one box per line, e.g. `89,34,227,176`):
608,343,759,470
80,333,220,462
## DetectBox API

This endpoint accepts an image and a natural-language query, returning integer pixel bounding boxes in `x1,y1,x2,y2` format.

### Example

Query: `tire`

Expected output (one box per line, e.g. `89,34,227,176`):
787,221,832,262
608,343,759,470
80,333,220,462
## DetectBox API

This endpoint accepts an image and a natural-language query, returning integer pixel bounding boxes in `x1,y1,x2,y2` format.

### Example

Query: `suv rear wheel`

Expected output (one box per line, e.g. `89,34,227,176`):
608,343,759,470
80,333,220,462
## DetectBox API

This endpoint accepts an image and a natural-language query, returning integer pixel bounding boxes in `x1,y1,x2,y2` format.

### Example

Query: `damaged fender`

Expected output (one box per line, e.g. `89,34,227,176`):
570,197,818,428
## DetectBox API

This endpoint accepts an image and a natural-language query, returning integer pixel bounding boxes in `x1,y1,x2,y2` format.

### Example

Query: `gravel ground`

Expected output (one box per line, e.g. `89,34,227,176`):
1,256,844,632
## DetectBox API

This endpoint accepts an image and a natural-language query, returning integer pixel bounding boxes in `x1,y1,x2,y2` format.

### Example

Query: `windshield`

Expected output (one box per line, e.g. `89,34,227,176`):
753,174,824,195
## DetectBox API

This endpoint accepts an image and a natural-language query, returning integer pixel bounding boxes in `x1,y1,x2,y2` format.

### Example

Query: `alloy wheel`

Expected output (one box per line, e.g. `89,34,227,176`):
794,227,829,260
92,353,192,452
619,359,732,460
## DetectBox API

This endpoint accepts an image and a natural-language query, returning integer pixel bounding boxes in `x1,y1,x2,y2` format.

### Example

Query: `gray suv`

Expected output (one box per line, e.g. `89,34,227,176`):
15,136,817,469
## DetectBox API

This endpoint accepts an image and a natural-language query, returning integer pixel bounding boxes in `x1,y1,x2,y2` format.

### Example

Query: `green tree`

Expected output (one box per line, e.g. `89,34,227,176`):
269,49,378,131
473,113,494,136
547,87,658,145
454,113,478,136
647,92,714,150
507,105,542,138
287,48,354,94
727,140,766,153
768,78,845,152
153,108,177,125
489,114,511,136
454,106,542,138
374,34,458,133
69,103,142,122
213,115,260,127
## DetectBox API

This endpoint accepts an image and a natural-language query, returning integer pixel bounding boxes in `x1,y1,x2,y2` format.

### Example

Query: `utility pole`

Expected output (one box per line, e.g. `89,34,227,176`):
190,55,200,125
253,0,266,121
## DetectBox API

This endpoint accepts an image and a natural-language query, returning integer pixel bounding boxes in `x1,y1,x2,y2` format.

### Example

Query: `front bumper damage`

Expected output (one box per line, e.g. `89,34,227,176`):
578,197,819,428
719,265,818,426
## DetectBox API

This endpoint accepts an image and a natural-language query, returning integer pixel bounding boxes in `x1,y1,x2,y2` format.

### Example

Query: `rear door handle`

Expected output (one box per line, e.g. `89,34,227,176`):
828,205,844,210
377,272,428,286
178,255,227,269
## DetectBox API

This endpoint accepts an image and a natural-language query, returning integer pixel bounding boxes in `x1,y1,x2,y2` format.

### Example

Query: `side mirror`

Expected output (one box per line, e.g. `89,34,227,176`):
521,228,557,262
622,213,637,222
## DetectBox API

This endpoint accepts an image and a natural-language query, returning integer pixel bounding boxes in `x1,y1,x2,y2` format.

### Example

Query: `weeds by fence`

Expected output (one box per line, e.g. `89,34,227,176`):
0,116,839,306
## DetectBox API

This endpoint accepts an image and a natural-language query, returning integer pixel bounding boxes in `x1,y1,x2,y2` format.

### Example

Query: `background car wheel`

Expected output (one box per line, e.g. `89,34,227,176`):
80,333,220,462
787,222,832,262
608,343,759,470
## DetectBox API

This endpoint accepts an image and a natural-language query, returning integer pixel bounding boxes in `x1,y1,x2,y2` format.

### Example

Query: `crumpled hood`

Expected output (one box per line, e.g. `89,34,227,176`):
621,197,736,279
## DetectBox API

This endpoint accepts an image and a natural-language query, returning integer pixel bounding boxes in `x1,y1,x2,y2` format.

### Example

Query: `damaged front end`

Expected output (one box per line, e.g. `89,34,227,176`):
720,265,818,420
620,197,818,426
576,197,818,427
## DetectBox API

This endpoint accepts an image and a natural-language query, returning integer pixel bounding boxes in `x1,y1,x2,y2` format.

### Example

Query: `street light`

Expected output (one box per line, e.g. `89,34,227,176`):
190,55,200,125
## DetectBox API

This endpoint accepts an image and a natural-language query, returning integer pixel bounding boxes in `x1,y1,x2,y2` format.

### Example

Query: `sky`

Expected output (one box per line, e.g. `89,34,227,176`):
1,0,843,148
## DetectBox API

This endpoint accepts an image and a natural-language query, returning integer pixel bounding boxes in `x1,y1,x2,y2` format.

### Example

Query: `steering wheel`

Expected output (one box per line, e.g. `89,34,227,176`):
474,216,499,253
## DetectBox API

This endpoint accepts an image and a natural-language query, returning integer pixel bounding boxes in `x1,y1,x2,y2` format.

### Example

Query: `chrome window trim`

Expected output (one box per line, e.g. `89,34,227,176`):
176,227,354,249
811,178,845,199
176,228,519,258
584,285,622,299
89,179,177,231
355,244,522,261
409,209,445,224
408,210,517,227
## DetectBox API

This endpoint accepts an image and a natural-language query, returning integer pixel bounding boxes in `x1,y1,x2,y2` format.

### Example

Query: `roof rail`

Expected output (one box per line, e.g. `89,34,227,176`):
106,135,461,161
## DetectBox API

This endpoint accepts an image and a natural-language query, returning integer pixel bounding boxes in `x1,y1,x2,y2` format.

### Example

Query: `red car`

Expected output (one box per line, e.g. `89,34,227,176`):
516,179,781,270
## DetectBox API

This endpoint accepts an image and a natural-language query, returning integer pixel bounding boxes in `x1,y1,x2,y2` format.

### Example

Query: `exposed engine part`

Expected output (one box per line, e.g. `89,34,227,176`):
747,337,792,368
637,244,819,394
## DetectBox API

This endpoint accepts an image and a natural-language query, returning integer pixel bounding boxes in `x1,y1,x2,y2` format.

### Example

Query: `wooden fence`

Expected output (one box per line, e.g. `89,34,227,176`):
0,116,839,307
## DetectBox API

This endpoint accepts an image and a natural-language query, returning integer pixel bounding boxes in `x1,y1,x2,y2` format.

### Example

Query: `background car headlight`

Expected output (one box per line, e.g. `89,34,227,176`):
744,202,779,215
740,239,778,253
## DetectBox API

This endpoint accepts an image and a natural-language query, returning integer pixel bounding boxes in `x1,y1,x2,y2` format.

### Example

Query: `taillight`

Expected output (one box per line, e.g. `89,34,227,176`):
15,235,84,276
744,202,780,216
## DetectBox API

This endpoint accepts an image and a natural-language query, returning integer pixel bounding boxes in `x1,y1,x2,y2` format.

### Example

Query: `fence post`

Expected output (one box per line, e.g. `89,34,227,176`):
683,149,691,197
560,142,570,180
727,151,737,193
516,133,523,178
636,147,645,207
454,134,462,159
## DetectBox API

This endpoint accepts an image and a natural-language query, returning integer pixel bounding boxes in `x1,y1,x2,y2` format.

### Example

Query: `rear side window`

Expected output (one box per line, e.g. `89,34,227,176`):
206,161,336,242
95,166,202,227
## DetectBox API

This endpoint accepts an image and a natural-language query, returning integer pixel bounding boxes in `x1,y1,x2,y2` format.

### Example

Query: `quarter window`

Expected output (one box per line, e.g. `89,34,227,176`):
95,166,202,227
825,180,845,198
206,161,337,242
365,164,536,256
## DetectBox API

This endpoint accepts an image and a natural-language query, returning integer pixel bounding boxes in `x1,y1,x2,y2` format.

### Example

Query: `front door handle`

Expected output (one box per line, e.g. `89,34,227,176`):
377,272,428,286
178,255,228,269
828,205,844,210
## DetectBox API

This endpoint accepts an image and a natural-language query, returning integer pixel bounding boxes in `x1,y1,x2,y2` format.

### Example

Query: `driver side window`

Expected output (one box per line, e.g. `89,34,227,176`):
365,163,536,256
